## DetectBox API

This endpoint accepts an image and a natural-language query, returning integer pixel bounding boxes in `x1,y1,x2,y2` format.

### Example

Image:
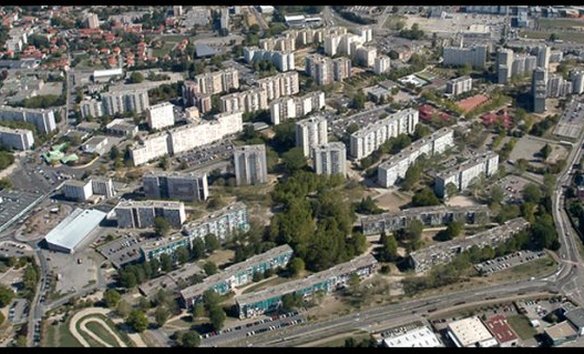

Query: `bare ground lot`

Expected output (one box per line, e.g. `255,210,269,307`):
509,135,568,165
445,195,480,207
371,189,412,212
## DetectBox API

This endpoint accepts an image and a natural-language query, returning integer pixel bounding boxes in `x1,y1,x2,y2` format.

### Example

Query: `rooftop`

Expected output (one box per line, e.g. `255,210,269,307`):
565,307,584,328
116,199,184,209
382,326,443,348
44,208,106,251
83,135,108,146
361,204,489,225
545,321,578,340
144,170,207,179
484,315,518,344
448,316,495,347
63,179,91,188
235,254,378,306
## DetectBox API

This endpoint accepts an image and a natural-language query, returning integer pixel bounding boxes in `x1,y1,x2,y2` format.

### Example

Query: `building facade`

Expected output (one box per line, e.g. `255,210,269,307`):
443,45,488,69
101,89,150,116
446,76,472,96
62,180,93,202
269,91,325,125
434,152,499,198
146,102,175,130
182,202,250,242
115,200,186,229
0,126,34,150
233,144,268,186
295,115,328,158
143,171,209,202
0,106,57,134
313,142,347,176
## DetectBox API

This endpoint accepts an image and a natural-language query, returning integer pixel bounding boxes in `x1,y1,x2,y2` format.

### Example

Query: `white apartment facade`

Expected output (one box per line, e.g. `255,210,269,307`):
295,115,328,158
146,102,175,130
434,152,499,198
0,126,34,150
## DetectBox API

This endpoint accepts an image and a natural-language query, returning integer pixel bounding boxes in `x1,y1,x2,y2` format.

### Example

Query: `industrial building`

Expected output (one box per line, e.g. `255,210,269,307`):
312,142,347,177
484,315,519,347
446,76,472,96
269,91,325,125
44,208,107,254
0,126,34,150
182,201,250,242
180,245,294,307
0,106,57,134
447,316,498,348
377,128,454,188
564,307,584,336
408,217,529,273
146,102,175,130
115,200,186,229
434,152,499,198
143,171,208,202
543,321,578,346
234,254,378,318
233,144,268,186
296,115,328,158
105,119,138,137
350,108,419,160
381,326,443,347
360,205,490,235
92,68,123,83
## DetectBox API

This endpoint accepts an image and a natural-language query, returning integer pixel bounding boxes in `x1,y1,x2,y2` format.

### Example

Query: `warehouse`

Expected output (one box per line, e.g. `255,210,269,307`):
44,208,107,254
447,316,498,347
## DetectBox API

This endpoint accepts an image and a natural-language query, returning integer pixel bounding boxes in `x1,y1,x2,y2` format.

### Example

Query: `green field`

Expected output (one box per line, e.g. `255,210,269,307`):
520,30,584,44
85,321,121,347
152,42,176,57
242,276,294,294
538,18,584,30
507,314,537,340
43,321,83,347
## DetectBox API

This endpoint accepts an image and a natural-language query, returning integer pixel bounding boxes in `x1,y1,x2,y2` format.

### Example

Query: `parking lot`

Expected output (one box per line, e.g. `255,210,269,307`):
0,189,44,234
96,234,142,269
515,297,568,326
8,298,28,325
44,248,98,295
0,241,33,258
553,98,584,139
201,311,305,347
474,250,546,276
175,139,234,170
486,175,531,204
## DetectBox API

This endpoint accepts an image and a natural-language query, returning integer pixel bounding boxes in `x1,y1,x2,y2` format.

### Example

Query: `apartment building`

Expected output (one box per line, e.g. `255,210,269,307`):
355,46,377,68
129,132,170,166
101,89,150,116
191,67,240,95
0,126,34,150
446,76,472,96
80,98,105,119
361,205,490,235
409,218,529,273
0,106,57,134
571,70,584,95
434,152,500,198
547,74,573,98
269,91,325,125
377,128,454,188
115,200,186,229
305,54,352,86
62,180,93,202
256,71,300,101
295,115,328,157
443,44,488,69
146,102,175,130
312,142,347,176
220,88,268,113
374,55,391,75
91,177,115,199
87,13,99,29
243,47,296,72
182,201,250,242
350,108,419,160
233,144,268,186
532,67,548,113
259,36,296,52
143,171,209,202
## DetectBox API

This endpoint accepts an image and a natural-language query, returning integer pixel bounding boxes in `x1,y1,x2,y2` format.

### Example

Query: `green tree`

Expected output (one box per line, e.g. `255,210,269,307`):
287,257,305,278
192,303,205,318
153,217,171,237
351,90,366,109
0,284,14,307
411,187,440,207
178,331,201,347
202,289,221,312
209,307,226,331
549,33,559,41
14,335,27,347
0,311,4,325
540,144,552,160
126,309,149,332
176,246,190,264
203,261,218,276
405,219,424,242
160,253,173,273
191,238,206,259
103,289,121,308
490,185,505,205
522,183,542,204
128,72,145,84
379,233,398,262
116,299,132,317
109,145,120,160
281,147,307,173
155,306,170,327
204,233,220,253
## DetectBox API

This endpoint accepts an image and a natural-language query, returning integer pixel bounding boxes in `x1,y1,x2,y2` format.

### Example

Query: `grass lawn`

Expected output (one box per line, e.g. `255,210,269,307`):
58,322,83,347
85,321,121,347
507,314,537,340
538,18,584,30
160,35,189,42
242,276,293,294
519,30,584,44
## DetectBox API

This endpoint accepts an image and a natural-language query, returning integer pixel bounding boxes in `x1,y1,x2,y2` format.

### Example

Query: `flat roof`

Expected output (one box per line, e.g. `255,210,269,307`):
63,179,91,188
44,208,106,251
195,44,217,58
116,199,184,209
565,307,584,328
448,316,494,347
361,205,489,226
484,315,518,344
180,244,293,299
235,254,378,306
383,326,443,347
93,68,123,77
545,321,578,340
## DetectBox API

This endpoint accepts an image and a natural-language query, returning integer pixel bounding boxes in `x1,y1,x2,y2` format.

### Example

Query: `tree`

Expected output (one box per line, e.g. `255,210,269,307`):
191,238,205,259
281,147,307,173
209,307,226,331
202,289,221,312
176,246,190,264
116,299,132,317
549,33,559,42
109,145,120,160
154,217,171,237
522,183,542,204
490,185,505,205
405,219,424,242
351,90,366,110
155,306,170,327
540,144,552,160
14,335,27,347
103,289,121,308
379,234,398,262
0,284,14,307
411,187,440,207
0,311,4,325
126,309,149,332
192,303,206,318
445,183,458,198
128,72,144,84
446,221,463,238
287,257,305,278
179,331,201,347
160,253,173,273
203,261,218,276
204,233,220,253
